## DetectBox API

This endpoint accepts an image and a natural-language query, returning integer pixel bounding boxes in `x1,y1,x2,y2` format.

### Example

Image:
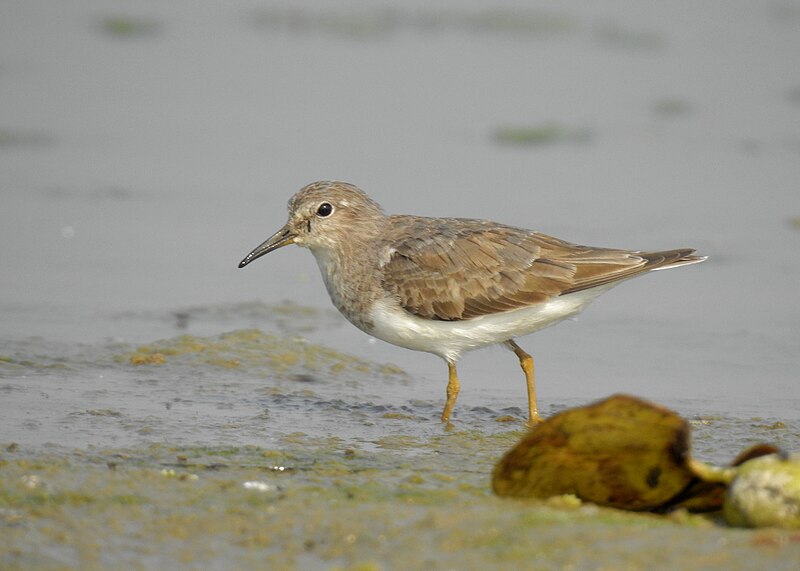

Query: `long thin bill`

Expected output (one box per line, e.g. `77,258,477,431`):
238,225,295,268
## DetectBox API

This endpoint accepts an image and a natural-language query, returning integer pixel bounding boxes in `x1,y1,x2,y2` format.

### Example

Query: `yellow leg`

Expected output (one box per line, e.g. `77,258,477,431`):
506,340,542,425
441,360,460,423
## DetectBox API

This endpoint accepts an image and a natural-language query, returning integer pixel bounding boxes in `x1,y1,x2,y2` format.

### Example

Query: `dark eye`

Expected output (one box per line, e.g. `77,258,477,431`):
316,202,333,217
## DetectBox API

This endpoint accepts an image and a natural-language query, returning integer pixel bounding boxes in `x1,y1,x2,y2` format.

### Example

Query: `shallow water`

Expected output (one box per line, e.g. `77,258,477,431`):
3,321,800,569
2,313,799,464
2,1,800,568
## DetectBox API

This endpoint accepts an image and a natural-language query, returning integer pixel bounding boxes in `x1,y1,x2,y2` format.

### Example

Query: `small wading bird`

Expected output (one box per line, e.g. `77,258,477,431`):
239,181,705,424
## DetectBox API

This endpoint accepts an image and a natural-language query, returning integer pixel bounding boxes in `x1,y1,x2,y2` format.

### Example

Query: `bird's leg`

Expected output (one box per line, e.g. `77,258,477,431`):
505,340,542,425
441,360,460,423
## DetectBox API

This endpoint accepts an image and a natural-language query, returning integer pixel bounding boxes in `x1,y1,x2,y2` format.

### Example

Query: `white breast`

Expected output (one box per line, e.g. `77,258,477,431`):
367,284,617,362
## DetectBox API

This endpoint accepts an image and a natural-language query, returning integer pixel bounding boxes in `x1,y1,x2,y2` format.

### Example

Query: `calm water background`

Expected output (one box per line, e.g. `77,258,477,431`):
1,0,799,450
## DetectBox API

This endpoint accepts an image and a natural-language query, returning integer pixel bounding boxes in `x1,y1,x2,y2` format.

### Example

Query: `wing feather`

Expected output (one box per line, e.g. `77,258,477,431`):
380,215,701,321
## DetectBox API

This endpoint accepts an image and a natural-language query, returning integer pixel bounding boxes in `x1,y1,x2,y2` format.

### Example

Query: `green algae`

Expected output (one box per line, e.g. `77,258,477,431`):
4,326,800,568
97,16,160,38
3,436,800,570
249,7,576,40
0,129,53,148
118,329,409,388
0,356,68,370
653,98,692,117
493,123,593,147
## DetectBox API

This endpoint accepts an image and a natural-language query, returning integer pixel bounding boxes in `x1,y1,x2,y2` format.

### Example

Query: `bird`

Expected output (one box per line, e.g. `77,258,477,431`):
238,181,705,424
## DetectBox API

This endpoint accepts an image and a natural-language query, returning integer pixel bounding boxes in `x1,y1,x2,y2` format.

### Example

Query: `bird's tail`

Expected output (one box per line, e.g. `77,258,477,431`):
642,248,707,271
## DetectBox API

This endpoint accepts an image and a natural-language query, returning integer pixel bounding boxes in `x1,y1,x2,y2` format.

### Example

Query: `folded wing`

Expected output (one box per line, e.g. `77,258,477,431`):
380,216,702,321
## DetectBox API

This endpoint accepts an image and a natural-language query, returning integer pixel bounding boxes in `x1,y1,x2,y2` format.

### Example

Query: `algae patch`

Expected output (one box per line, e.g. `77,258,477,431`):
493,123,592,147
249,7,576,40
3,439,800,570
97,16,161,38
120,329,408,382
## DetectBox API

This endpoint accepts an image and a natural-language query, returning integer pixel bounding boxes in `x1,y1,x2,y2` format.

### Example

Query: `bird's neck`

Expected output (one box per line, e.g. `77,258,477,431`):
309,240,383,332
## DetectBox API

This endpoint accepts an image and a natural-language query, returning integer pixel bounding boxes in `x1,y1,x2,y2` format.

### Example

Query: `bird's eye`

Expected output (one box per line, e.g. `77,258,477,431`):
316,203,333,217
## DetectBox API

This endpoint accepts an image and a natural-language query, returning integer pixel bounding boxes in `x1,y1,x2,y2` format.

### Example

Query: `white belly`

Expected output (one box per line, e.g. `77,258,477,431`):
367,284,616,361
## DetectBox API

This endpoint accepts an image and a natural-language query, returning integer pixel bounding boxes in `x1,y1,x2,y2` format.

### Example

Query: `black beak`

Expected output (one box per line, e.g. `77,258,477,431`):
238,224,296,268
